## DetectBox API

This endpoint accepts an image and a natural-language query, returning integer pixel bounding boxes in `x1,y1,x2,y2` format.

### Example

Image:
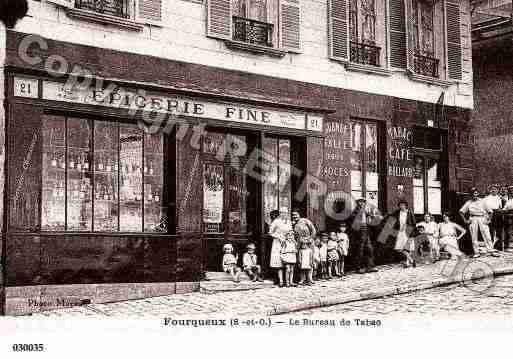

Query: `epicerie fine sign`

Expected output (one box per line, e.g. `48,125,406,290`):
13,77,323,133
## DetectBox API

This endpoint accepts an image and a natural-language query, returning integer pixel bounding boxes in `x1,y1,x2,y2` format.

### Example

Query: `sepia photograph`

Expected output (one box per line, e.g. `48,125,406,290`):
0,0,513,356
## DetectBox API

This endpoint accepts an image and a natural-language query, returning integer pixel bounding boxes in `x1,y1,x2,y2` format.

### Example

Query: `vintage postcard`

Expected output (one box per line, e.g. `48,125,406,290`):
1,0,513,356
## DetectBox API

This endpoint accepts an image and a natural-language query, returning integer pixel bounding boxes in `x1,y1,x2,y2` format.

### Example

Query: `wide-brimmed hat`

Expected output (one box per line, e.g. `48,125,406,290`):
223,243,233,252
247,243,256,250
489,184,498,190
470,187,479,193
356,197,366,203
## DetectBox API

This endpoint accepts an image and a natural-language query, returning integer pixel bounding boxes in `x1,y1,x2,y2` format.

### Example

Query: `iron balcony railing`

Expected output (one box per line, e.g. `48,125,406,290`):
350,41,381,67
413,53,440,78
75,0,130,19
232,16,274,48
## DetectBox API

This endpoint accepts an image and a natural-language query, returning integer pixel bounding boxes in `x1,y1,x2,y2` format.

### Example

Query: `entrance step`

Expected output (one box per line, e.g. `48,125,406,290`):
200,280,275,294
201,272,275,294
204,271,255,281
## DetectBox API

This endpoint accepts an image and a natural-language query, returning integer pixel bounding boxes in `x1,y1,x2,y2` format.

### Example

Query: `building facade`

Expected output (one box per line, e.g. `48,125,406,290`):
2,0,473,315
471,0,512,190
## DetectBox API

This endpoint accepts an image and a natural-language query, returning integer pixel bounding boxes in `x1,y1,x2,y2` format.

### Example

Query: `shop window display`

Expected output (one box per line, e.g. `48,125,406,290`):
41,115,164,232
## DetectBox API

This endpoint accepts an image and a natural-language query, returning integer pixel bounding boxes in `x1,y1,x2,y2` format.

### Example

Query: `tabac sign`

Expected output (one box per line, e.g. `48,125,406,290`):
13,77,323,133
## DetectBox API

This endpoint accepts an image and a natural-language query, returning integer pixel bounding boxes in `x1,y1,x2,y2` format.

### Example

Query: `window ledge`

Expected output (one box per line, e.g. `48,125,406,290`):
65,8,144,32
224,40,287,58
407,71,453,87
345,62,392,76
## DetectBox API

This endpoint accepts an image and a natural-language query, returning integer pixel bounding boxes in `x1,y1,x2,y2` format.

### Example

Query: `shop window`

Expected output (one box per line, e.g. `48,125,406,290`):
202,131,250,234
349,120,380,208
41,116,164,232
263,137,292,225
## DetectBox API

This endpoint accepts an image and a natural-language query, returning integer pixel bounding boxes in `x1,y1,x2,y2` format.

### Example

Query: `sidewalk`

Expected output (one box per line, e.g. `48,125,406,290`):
30,253,513,318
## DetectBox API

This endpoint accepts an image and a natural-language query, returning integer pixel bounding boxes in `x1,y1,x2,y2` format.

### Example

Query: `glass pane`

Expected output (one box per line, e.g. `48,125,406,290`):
144,133,164,232
263,137,279,226
67,118,92,231
227,166,247,234
42,116,66,231
428,187,442,215
203,163,224,233
413,186,425,214
427,158,441,188
203,132,225,156
119,124,142,232
365,123,379,206
94,121,119,232
350,122,362,194
278,139,291,211
413,155,425,187
366,191,378,208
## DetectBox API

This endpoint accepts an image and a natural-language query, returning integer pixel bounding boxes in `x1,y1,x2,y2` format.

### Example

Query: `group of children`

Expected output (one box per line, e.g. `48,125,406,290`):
221,223,350,286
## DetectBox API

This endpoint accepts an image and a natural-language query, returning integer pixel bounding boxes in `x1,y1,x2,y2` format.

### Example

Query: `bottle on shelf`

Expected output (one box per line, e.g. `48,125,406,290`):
59,155,65,169
69,154,75,170
98,155,104,171
149,160,154,176
51,152,57,167
79,181,85,199
83,154,89,171
95,183,101,200
154,191,160,202
103,184,109,201
72,182,79,200
106,158,112,172
76,154,82,171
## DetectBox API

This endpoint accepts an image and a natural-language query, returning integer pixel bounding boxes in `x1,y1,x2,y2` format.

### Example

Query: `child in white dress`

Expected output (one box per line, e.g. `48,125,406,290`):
298,240,314,286
327,232,340,279
222,243,241,282
336,223,350,276
281,231,298,287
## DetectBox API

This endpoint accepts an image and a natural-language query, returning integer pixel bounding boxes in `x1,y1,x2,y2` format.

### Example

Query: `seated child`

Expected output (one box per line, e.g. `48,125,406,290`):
413,224,432,265
281,231,298,287
222,243,241,282
336,222,350,276
312,236,321,280
327,232,340,279
242,243,264,282
298,240,314,286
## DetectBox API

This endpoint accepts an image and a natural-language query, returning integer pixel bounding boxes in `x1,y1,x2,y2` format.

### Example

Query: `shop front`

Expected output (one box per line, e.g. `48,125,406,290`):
3,70,327,313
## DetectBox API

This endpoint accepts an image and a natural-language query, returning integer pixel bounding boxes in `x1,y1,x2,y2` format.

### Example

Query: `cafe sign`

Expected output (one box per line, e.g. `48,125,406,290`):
13,77,323,133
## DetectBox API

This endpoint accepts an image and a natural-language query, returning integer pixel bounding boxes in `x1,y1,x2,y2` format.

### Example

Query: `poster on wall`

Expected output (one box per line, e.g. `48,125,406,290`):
203,163,224,226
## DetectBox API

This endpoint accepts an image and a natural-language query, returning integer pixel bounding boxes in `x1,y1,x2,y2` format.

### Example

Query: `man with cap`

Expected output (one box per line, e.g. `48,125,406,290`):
459,187,499,257
348,197,379,274
483,184,504,250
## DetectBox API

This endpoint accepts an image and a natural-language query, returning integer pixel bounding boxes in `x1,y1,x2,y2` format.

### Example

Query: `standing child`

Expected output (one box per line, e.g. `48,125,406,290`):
327,232,340,279
336,223,350,276
242,243,264,282
222,243,241,282
319,233,329,279
298,240,314,286
312,236,321,280
280,231,298,287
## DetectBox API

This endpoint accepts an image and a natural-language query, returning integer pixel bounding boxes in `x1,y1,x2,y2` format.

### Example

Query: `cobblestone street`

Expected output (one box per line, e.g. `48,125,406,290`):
29,253,513,318
277,274,513,317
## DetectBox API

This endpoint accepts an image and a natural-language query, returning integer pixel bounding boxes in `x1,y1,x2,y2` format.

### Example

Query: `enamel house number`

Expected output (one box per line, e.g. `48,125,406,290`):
14,77,39,99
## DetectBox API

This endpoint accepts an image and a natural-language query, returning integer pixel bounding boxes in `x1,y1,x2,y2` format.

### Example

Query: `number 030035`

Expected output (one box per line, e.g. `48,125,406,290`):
12,344,44,352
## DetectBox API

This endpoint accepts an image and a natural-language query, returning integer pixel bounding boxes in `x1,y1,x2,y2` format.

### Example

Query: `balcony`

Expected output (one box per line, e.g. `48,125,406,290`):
350,42,381,67
413,54,439,78
74,0,130,19
232,16,274,48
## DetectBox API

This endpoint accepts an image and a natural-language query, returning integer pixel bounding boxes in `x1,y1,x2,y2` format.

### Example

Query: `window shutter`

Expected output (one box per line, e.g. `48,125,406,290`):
207,0,232,40
328,0,349,62
137,0,163,25
388,0,406,68
405,0,415,73
280,0,301,52
445,0,462,80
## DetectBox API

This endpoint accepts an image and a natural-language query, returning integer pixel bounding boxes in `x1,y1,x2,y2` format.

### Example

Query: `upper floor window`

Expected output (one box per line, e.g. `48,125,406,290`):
207,0,301,54
232,0,276,48
349,0,380,66
411,0,439,78
74,0,131,19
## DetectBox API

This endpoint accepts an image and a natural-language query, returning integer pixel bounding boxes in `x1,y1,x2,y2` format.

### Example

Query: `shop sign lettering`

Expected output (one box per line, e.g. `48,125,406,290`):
29,79,323,133
387,126,414,177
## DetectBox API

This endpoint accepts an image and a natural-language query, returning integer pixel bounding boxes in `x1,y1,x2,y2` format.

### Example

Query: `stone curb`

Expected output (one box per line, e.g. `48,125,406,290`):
266,265,513,316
